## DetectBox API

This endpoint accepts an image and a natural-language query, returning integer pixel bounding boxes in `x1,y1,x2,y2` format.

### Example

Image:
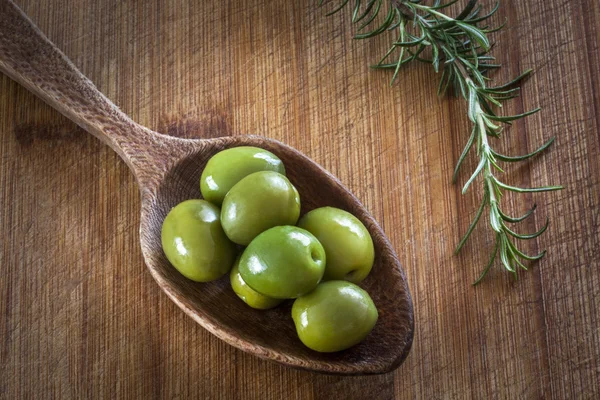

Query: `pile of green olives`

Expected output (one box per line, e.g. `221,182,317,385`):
161,146,378,352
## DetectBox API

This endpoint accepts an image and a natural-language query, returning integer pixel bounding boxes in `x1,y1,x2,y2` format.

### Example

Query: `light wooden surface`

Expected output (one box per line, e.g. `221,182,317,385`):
1,0,598,398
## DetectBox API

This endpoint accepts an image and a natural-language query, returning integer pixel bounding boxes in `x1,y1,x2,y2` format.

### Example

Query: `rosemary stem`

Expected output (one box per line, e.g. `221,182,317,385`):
321,0,561,282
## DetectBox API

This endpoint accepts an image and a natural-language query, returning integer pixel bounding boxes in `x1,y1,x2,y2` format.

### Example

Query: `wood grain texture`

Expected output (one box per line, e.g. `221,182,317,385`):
1,0,598,398
0,0,413,375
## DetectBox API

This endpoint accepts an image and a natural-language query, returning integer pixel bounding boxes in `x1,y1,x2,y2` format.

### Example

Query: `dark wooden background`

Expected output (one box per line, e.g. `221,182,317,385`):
1,0,598,398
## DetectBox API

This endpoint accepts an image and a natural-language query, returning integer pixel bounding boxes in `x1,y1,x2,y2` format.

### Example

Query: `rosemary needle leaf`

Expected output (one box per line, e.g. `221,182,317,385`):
483,18,508,34
506,243,528,270
467,2,500,24
491,137,556,162
509,241,547,261
504,217,549,240
494,179,563,193
391,45,406,83
375,43,399,66
490,205,503,233
352,0,361,21
462,156,486,194
357,0,383,31
394,37,426,46
472,235,499,285
455,191,488,254
456,22,490,50
430,0,460,10
491,68,533,90
326,0,351,16
486,107,541,122
357,5,395,38
355,0,377,23
453,126,477,182
456,0,478,20
466,5,482,21
478,99,496,117
499,204,536,223
499,237,515,272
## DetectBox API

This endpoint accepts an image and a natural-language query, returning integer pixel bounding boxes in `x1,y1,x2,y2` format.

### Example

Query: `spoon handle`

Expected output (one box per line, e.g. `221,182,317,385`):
0,1,162,174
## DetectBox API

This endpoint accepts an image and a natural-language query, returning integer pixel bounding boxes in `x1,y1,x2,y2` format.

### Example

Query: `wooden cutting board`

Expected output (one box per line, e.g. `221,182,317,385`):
1,0,598,398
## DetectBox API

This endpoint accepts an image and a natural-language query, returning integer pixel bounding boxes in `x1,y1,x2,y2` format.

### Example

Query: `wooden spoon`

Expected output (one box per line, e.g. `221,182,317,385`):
0,1,413,375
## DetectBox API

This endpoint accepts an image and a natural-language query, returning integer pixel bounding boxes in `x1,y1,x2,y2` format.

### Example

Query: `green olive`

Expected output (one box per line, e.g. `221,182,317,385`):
161,199,236,282
291,281,378,352
238,226,326,299
221,171,301,245
200,146,286,206
230,257,283,310
298,207,374,284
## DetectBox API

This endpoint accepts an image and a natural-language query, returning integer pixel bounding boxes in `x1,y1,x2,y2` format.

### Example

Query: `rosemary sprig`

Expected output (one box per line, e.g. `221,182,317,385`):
320,0,563,284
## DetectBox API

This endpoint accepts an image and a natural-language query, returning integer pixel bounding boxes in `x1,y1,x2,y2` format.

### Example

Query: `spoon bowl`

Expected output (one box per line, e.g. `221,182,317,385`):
143,135,414,374
0,1,413,375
